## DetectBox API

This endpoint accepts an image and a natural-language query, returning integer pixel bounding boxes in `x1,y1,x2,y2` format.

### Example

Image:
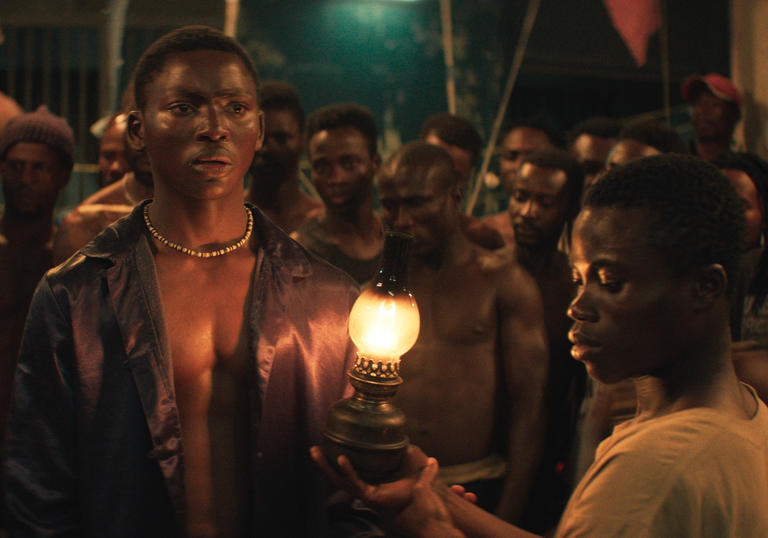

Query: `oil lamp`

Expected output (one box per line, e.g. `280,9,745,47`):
322,231,420,482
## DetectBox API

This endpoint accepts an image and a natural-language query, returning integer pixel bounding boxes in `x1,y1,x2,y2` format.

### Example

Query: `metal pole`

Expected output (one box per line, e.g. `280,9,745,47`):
440,0,456,114
466,0,541,215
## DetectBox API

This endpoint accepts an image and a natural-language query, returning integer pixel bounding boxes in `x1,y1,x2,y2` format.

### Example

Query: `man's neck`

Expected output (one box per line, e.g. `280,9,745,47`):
249,169,301,212
513,240,559,276
1,210,54,245
321,201,380,240
415,229,471,272
148,191,250,249
124,172,154,205
633,324,753,420
696,138,730,161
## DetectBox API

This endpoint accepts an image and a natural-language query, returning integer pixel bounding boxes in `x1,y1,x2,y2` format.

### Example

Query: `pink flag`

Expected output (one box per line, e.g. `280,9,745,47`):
603,0,661,67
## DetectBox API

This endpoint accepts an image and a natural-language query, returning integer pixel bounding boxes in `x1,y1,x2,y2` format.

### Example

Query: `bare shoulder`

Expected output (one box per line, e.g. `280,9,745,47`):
476,245,531,282
476,245,542,311
78,180,127,206
54,204,132,263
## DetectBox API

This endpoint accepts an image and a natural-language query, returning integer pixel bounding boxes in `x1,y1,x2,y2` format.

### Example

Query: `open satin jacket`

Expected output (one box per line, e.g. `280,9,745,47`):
4,202,358,537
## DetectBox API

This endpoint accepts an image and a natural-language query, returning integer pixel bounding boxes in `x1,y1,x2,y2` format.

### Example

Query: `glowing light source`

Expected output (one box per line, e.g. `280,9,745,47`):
322,232,420,482
348,283,420,364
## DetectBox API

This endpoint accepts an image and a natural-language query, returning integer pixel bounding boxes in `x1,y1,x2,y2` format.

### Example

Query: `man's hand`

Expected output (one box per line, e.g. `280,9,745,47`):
395,458,466,538
310,444,429,508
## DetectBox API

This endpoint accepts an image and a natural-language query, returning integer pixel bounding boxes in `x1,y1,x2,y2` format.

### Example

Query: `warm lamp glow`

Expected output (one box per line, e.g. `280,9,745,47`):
348,284,420,364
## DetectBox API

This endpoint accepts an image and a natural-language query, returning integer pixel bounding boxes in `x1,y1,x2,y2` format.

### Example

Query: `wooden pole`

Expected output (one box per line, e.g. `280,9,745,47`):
224,0,241,38
440,0,456,114
101,0,130,117
466,0,541,215
659,0,671,126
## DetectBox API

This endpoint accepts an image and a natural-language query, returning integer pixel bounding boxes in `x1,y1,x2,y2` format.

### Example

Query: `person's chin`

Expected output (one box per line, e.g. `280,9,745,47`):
583,361,625,385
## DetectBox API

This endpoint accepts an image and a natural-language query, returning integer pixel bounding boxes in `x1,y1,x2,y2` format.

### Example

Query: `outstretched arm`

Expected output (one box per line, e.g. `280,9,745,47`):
312,445,540,538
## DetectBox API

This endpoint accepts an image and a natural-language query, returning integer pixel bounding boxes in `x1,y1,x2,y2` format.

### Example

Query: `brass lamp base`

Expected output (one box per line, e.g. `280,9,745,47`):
322,359,408,483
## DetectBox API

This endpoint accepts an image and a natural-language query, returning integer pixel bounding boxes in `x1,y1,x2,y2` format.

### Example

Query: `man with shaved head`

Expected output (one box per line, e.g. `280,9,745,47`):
376,140,549,522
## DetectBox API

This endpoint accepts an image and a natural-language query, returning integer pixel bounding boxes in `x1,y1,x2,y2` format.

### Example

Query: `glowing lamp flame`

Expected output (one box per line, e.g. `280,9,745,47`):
348,285,420,364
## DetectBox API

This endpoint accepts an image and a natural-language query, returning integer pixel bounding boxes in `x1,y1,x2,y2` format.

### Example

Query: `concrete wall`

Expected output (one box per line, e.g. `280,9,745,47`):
731,0,768,158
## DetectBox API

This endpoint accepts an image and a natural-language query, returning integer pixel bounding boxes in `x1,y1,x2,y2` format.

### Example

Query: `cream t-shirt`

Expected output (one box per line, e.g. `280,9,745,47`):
557,385,768,537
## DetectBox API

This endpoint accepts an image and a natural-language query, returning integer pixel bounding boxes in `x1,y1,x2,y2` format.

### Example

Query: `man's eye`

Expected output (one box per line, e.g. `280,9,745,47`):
170,104,194,114
503,151,520,161
312,162,330,176
512,190,527,202
341,157,359,170
229,103,247,114
7,162,24,174
599,278,623,293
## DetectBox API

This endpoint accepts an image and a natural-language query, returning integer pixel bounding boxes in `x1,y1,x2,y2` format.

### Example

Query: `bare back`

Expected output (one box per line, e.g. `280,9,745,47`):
154,241,256,538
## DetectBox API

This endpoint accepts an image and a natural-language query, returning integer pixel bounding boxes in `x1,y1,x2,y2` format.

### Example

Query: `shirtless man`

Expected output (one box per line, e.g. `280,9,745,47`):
376,141,549,522
5,26,357,537
0,104,73,440
246,80,322,233
292,102,383,284
567,117,621,188
97,112,130,187
484,119,563,243
503,149,585,532
420,112,504,250
604,118,687,172
322,154,768,538
53,115,154,263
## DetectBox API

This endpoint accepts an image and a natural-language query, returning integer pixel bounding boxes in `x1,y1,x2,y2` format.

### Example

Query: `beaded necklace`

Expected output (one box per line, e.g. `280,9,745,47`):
143,204,253,258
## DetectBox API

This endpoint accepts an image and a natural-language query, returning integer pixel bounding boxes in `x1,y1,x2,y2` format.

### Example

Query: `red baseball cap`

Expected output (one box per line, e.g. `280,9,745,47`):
681,73,742,110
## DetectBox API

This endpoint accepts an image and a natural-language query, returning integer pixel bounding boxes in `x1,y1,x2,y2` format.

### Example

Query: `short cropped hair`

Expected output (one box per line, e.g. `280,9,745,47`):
712,152,768,309
504,117,566,149
260,80,305,131
133,25,259,111
584,154,745,292
522,149,585,221
619,119,687,154
419,113,482,164
306,102,378,157
568,117,622,145
380,140,462,192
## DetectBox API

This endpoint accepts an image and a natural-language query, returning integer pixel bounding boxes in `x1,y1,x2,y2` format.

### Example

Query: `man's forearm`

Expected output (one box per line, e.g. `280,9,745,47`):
434,482,540,538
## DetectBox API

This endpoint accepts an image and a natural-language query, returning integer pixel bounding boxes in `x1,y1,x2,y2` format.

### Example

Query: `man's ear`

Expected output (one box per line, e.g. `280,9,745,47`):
372,153,382,174
691,263,728,311
126,111,145,152
452,184,464,205
254,110,265,152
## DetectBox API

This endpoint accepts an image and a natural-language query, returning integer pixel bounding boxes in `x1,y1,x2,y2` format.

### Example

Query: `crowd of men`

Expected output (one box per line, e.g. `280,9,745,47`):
0,25,766,537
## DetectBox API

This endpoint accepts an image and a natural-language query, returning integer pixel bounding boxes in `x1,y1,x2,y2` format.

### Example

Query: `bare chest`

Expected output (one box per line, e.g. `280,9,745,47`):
155,252,256,382
412,265,498,345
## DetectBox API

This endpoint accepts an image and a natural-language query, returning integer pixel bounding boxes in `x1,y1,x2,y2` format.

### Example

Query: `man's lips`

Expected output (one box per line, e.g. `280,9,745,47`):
513,223,539,237
191,155,233,176
193,155,232,165
568,330,601,359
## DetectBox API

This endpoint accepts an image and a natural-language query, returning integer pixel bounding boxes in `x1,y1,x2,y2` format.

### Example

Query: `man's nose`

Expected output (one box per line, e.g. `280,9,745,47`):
108,159,124,177
198,108,229,142
21,164,36,185
393,207,413,229
567,289,598,322
520,199,536,218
